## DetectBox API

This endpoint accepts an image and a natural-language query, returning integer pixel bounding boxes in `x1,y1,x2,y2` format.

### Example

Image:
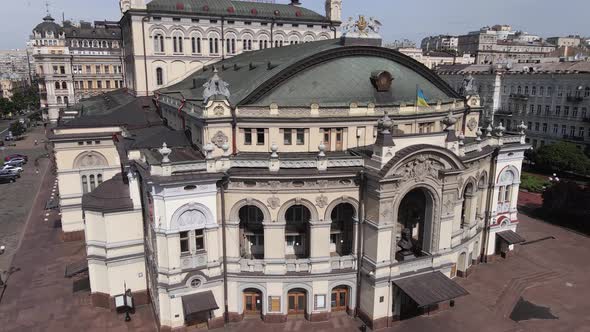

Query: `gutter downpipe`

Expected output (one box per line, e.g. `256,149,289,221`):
220,174,230,325
141,15,150,96
481,149,499,263
354,170,366,318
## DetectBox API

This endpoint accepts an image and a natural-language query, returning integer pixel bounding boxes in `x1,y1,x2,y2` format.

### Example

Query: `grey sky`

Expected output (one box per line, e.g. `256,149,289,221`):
1,0,589,50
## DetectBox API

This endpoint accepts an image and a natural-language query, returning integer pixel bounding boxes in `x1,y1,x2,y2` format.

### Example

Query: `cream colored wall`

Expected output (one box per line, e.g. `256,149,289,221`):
53,126,121,135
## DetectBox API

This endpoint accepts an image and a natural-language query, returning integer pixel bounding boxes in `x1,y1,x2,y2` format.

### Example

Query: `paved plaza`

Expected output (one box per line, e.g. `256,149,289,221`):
0,150,588,331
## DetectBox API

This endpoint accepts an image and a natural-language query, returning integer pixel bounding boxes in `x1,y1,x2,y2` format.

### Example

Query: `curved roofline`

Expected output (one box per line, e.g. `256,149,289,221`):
240,45,463,105
378,144,465,177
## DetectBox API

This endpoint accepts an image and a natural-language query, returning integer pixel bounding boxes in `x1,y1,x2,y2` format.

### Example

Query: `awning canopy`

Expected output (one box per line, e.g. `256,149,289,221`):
64,260,88,278
496,230,525,245
393,271,469,307
182,290,219,317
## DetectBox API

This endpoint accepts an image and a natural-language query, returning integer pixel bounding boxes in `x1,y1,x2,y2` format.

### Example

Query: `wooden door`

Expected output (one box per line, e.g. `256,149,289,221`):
243,292,262,315
323,128,332,152
335,128,343,151
331,287,348,312
288,292,306,315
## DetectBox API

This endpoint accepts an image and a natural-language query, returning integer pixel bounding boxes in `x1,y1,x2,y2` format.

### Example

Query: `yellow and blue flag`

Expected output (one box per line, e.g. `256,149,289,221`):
417,89,430,107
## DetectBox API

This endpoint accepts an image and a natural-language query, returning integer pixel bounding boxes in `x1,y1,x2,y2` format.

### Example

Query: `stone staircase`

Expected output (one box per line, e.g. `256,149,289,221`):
492,270,561,318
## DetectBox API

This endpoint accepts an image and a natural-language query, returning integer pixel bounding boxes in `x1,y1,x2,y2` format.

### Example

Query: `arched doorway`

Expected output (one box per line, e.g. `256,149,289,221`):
239,206,264,259
287,288,307,317
397,188,433,254
243,288,263,317
331,285,350,312
330,203,355,256
461,183,475,228
457,252,467,277
285,205,311,258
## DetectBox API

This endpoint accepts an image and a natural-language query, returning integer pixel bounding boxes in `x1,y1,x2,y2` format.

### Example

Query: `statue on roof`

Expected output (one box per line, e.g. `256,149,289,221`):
341,15,382,37
460,74,477,96
202,67,230,104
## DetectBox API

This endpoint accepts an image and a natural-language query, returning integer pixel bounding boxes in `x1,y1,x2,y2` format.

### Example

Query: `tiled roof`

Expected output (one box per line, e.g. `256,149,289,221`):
82,173,134,213
159,39,461,107
146,0,330,22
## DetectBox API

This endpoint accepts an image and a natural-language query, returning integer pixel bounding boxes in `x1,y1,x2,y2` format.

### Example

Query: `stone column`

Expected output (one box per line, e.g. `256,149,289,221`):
263,222,286,275
309,221,332,273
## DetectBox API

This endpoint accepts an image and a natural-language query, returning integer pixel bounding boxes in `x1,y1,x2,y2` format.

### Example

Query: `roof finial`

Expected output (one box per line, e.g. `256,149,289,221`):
45,1,51,15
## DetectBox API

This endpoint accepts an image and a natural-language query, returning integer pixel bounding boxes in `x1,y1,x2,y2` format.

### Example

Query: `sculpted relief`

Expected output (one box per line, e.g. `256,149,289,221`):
398,155,443,182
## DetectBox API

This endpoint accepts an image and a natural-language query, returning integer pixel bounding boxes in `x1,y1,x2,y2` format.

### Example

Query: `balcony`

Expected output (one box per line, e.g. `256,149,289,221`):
583,117,590,123
510,93,529,101
563,135,585,142
567,96,584,103
495,109,513,116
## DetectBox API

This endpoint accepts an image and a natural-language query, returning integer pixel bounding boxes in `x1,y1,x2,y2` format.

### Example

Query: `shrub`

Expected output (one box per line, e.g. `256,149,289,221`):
520,173,550,193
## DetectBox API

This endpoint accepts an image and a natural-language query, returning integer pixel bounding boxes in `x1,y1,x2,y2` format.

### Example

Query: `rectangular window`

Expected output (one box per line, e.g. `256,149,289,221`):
106,81,111,89
542,123,547,133
283,129,292,145
244,128,252,145
60,66,65,74
555,106,561,116
95,65,101,74
529,104,534,113
104,65,109,74
194,229,204,250
173,17,180,22
85,65,91,73
561,125,566,135
97,81,103,89
53,66,58,74
564,106,570,116
537,105,541,115
256,128,265,145
573,107,578,117
191,18,199,23
553,124,558,134
579,127,585,137
545,105,550,116
88,81,93,89
180,231,190,253
570,126,575,136
534,123,539,131
115,80,119,88
296,129,305,145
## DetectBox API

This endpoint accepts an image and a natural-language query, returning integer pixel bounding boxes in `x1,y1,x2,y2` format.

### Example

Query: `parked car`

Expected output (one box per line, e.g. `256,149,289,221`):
4,154,28,162
4,159,25,167
1,165,23,173
4,135,15,141
0,171,18,183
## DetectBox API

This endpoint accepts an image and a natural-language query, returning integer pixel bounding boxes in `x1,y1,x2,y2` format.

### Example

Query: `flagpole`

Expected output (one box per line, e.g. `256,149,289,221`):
415,84,419,132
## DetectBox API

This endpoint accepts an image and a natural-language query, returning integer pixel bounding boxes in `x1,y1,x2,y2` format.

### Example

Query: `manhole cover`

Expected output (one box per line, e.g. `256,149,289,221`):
510,297,558,322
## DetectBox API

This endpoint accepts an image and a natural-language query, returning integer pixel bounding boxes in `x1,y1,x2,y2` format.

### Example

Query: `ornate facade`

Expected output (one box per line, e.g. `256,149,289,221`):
50,31,529,330
119,0,342,97
31,15,125,122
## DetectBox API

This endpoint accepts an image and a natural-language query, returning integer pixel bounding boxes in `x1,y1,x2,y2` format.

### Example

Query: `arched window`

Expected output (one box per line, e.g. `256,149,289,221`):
90,175,96,191
496,169,517,213
83,40,89,48
101,40,108,48
209,37,219,54
156,67,164,86
285,205,311,258
92,40,98,48
517,86,522,94
172,31,183,53
64,96,69,105
62,82,67,89
56,96,62,104
153,33,164,53
55,82,60,90
191,36,201,54
97,174,103,185
226,37,236,54
82,175,88,194
239,205,265,259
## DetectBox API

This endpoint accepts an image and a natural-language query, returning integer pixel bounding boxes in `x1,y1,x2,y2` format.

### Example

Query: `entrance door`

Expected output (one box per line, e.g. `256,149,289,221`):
335,128,343,151
399,292,419,320
243,291,262,316
323,129,332,152
331,287,348,312
288,291,306,316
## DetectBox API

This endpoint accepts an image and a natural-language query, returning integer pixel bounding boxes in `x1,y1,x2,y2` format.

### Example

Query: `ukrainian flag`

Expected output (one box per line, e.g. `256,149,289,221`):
417,89,430,108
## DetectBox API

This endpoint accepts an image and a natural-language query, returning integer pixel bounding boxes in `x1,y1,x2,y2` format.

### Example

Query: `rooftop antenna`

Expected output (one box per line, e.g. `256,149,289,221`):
45,1,50,15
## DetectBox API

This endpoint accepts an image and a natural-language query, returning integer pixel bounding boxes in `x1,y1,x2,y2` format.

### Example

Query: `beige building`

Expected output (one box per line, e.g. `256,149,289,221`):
458,25,555,65
547,36,582,48
50,31,529,331
31,15,125,123
118,0,342,97
396,47,474,70
437,62,590,151
0,73,28,100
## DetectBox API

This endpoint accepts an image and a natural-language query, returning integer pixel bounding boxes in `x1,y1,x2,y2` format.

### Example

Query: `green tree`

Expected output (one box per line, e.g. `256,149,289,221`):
533,142,590,175
0,98,16,117
9,121,26,137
